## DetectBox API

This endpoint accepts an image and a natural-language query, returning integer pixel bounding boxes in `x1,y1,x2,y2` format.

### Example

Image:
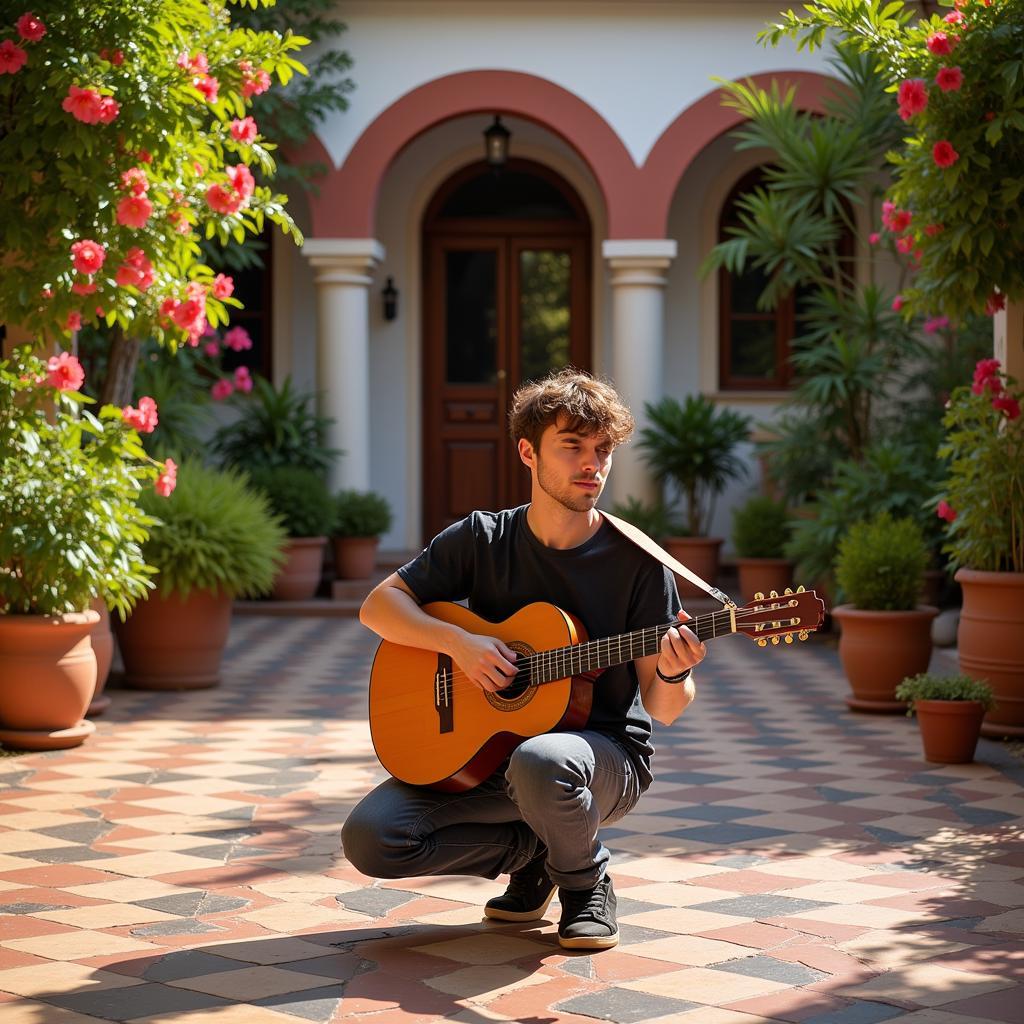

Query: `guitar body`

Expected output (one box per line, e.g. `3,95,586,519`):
369,602,595,791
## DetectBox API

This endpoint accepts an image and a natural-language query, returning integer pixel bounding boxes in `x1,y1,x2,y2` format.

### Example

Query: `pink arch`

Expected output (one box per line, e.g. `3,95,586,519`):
298,68,839,240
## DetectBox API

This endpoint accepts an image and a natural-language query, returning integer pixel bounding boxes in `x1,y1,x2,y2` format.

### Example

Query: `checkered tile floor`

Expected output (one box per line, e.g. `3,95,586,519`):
2,616,1023,1024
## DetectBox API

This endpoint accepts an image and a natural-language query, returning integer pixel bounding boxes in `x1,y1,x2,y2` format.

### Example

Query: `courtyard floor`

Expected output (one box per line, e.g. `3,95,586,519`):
1,615,1023,1024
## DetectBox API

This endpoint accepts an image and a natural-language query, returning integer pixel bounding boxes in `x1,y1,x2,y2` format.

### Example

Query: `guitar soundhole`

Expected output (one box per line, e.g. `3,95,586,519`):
485,640,536,712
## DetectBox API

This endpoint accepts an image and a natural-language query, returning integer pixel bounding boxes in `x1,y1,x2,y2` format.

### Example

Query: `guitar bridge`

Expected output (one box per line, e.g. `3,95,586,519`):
434,654,454,734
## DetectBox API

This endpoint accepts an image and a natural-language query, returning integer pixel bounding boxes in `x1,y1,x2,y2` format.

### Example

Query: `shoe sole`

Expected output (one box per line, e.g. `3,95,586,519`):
483,886,556,922
558,931,619,950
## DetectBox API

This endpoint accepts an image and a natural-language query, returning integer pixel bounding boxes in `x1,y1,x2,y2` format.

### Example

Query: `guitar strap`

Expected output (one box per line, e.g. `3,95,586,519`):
600,509,739,610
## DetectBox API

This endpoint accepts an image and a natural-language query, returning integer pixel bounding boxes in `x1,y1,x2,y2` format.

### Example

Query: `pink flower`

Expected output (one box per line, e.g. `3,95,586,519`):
241,67,271,99
985,290,1006,316
896,235,915,254
204,340,220,357
897,79,928,120
122,395,159,433
65,311,82,331
937,500,957,523
211,378,234,401
115,247,154,290
230,117,257,143
16,13,46,42
206,183,242,215
194,74,219,103
154,458,177,498
212,273,234,299
226,164,255,199
0,39,28,74
927,31,954,56
890,209,912,233
223,326,252,352
116,193,153,228
868,232,881,246
993,395,1021,420
233,365,253,393
924,223,944,237
46,352,85,391
933,140,959,168
70,239,106,275
944,10,965,25
71,280,97,295
171,298,203,330
120,167,149,195
62,85,104,123
892,295,904,312
972,358,1003,395
177,51,208,73
97,95,120,124
137,149,152,164
923,315,950,334
936,67,963,92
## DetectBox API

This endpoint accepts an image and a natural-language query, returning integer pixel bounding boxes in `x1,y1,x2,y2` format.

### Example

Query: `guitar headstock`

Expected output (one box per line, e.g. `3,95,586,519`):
734,587,826,646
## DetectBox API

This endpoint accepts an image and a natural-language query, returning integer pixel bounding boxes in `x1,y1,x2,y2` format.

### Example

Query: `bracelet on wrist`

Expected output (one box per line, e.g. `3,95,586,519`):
656,664,692,684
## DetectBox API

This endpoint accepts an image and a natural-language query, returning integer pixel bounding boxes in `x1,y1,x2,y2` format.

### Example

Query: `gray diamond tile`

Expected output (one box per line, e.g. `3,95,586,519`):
0,902,73,915
711,954,828,984
35,821,113,843
52,983,230,1021
131,919,226,937
335,888,418,917
667,823,788,844
673,805,765,823
695,894,831,918
803,1002,908,1024
556,987,700,1023
143,950,245,982
252,986,344,1022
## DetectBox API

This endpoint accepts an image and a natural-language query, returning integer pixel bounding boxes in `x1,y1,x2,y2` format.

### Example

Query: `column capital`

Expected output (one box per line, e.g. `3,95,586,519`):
602,239,677,286
303,238,385,285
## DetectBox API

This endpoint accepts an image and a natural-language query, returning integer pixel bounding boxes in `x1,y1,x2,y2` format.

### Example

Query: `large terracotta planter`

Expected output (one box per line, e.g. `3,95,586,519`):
0,610,98,750
88,598,114,716
736,558,795,602
914,700,986,764
832,604,939,712
116,589,232,690
333,536,380,580
665,536,723,601
956,568,1024,738
271,536,326,600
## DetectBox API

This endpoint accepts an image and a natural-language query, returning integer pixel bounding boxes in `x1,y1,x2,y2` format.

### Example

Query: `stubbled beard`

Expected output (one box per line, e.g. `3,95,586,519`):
535,455,604,513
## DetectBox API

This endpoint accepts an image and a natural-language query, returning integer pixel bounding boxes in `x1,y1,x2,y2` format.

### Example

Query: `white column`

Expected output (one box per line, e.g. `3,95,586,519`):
994,299,1024,383
302,238,385,493
602,239,677,508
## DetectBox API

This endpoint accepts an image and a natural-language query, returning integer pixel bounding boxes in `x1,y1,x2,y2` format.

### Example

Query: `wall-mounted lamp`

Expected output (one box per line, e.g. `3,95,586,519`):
483,115,510,169
382,276,398,321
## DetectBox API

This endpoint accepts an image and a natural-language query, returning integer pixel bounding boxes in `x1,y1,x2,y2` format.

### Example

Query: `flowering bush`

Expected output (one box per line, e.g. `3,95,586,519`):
0,345,176,617
762,0,1024,320
936,359,1023,572
0,1,307,401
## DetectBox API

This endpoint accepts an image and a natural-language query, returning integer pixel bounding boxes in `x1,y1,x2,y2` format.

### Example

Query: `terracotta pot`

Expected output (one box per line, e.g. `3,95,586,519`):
832,604,939,713
116,589,232,690
271,536,326,600
955,568,1024,738
333,536,380,580
664,536,723,601
736,558,795,602
0,610,99,750
88,598,113,716
914,700,986,764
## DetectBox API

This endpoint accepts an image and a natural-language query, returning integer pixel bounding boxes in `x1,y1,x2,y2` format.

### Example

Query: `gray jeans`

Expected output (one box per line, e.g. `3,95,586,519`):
341,730,643,890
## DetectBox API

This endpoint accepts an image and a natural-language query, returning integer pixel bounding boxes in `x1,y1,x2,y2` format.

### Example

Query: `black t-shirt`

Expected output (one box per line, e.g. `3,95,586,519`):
396,505,681,787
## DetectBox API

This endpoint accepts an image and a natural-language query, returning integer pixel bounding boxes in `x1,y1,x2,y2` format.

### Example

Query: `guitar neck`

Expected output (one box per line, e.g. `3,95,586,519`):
530,607,737,684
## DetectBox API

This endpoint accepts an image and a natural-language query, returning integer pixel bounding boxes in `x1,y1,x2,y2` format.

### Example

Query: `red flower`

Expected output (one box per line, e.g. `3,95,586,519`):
97,96,120,124
993,395,1021,420
65,311,82,332
972,357,1003,395
890,209,912,233
62,85,104,123
212,273,234,299
944,10,965,25
154,458,177,498
985,290,1006,316
923,316,950,334
16,13,45,42
121,167,149,195
230,116,257,143
932,140,959,168
122,396,159,434
194,74,220,103
924,223,944,237
241,67,271,99
211,378,234,401
116,194,153,228
206,183,242,215
897,79,928,120
869,232,880,245
0,39,28,74
927,32,954,56
892,295,904,312
226,164,255,199
46,352,85,391
896,235,915,254
70,239,106,275
233,365,253,393
115,247,154,290
936,67,963,92
937,500,957,523
71,280,97,295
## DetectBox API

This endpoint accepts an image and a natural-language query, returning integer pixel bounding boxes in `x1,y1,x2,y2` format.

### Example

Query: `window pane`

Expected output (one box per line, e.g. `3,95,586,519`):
730,265,771,315
445,250,497,384
519,249,571,383
440,170,578,220
729,319,777,380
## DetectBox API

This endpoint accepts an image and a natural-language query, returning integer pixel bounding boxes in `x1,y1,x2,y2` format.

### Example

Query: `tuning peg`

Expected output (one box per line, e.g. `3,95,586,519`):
769,590,778,599
771,636,780,645
797,585,805,593
785,634,794,644
754,591,764,601
757,638,767,647
798,630,809,641
784,587,793,595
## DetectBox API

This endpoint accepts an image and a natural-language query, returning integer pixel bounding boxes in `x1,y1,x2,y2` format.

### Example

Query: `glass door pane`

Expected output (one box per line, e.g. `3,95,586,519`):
518,249,571,384
445,249,498,384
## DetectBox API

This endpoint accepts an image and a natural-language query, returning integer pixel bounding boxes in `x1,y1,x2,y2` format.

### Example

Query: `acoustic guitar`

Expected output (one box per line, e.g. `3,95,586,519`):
369,587,826,792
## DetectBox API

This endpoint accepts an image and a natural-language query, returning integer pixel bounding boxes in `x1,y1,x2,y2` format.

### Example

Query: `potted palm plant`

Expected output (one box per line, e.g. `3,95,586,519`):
637,395,751,598
0,346,163,748
333,490,393,580
117,461,286,689
609,497,683,542
832,512,938,713
731,494,795,600
247,466,335,600
895,673,995,765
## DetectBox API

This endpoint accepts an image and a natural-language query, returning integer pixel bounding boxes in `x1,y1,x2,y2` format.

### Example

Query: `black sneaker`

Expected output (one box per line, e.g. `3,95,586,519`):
558,875,618,950
484,849,556,922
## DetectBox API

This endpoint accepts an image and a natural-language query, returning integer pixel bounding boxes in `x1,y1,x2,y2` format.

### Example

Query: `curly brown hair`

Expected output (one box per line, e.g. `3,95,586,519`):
508,368,635,450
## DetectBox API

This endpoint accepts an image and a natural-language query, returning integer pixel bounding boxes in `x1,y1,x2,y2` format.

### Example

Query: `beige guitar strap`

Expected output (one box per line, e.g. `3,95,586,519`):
600,510,738,610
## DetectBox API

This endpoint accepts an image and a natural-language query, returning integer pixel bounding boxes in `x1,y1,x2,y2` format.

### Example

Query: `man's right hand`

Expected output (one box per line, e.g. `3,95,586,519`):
447,630,519,693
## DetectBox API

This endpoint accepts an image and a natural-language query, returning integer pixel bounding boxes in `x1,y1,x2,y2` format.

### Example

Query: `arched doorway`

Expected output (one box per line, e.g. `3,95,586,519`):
421,158,592,541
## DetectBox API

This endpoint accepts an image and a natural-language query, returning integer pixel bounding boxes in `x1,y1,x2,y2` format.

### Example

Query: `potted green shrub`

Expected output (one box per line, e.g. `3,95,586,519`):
895,673,995,765
0,346,163,748
117,461,286,689
731,495,794,600
609,497,683,542
637,395,751,598
832,512,938,713
247,466,335,601
333,490,393,580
